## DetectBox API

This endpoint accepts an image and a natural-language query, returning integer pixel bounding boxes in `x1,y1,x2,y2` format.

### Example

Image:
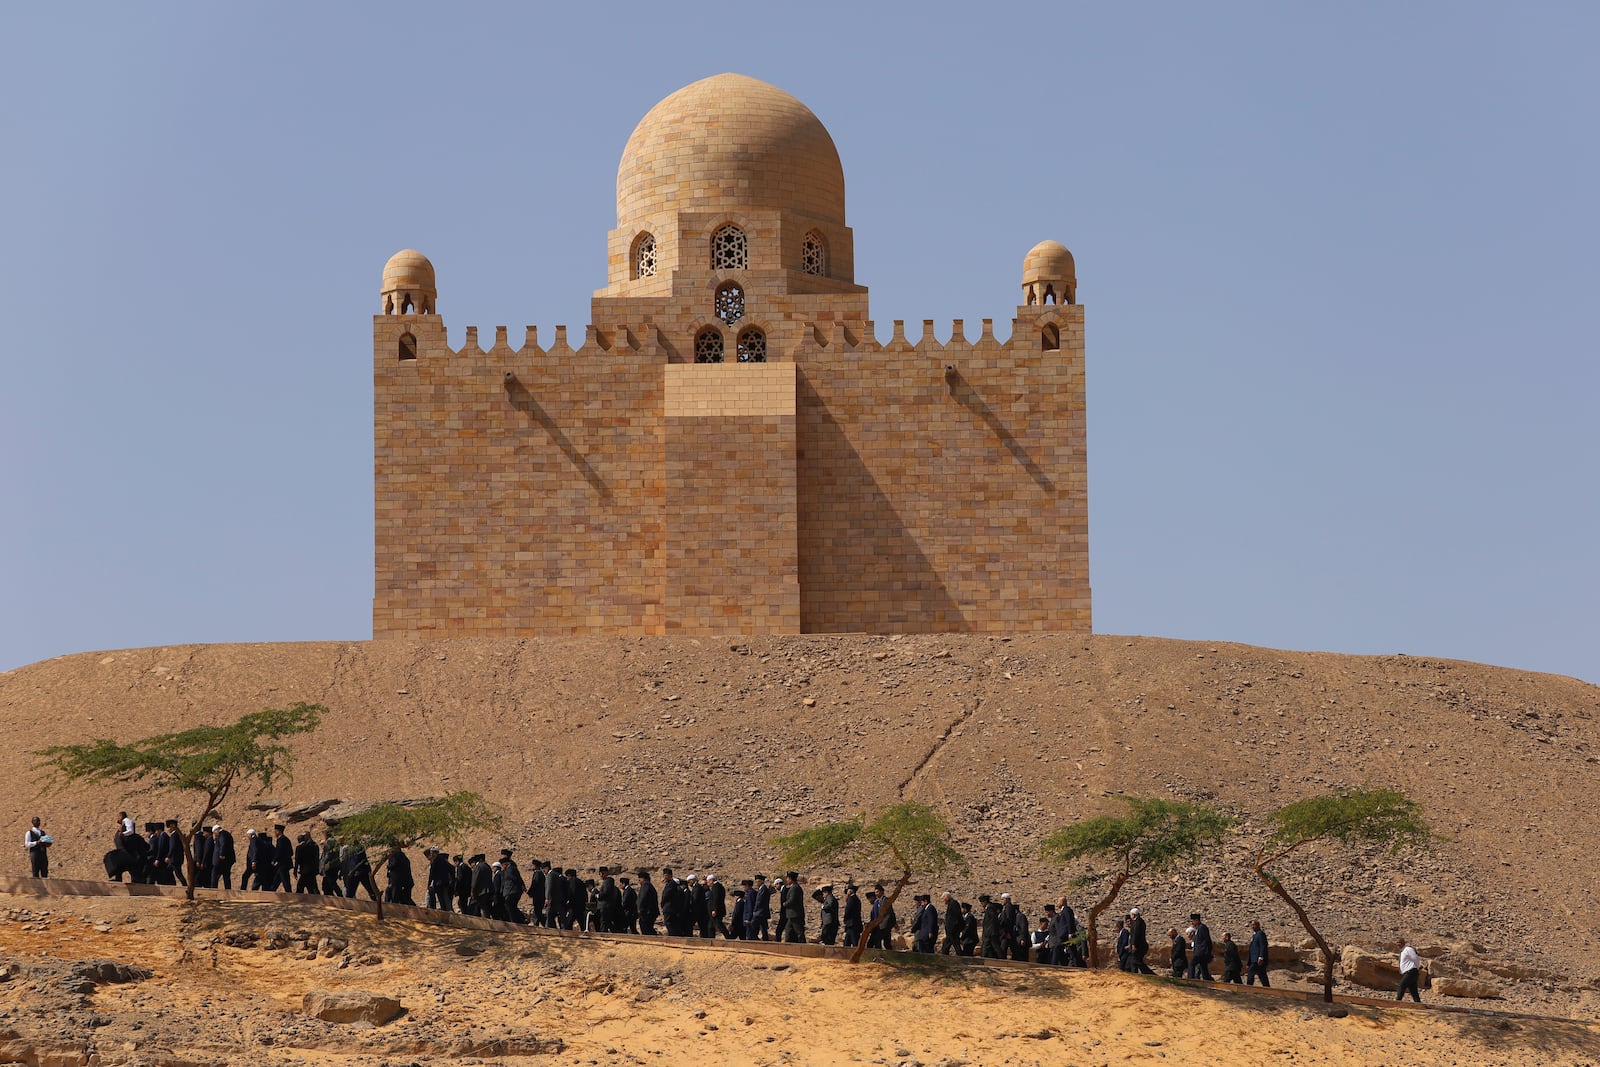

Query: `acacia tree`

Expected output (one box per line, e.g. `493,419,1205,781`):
1040,797,1234,968
1254,787,1433,1002
773,801,967,963
331,793,501,920
34,702,326,900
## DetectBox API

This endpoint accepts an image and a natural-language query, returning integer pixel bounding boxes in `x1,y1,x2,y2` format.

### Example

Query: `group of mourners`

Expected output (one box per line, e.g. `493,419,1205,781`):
89,812,1278,981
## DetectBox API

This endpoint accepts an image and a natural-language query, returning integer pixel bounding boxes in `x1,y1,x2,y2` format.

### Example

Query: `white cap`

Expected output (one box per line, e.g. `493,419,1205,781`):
212,824,223,831
1129,907,1140,916
1000,893,1011,900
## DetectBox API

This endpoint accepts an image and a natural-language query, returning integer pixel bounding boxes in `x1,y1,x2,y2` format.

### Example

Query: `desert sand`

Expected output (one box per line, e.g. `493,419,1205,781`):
1,890,1598,1067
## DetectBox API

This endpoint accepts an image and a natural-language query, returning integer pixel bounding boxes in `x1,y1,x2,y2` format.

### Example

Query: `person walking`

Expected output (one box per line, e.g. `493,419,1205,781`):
1247,920,1271,986
1187,913,1215,981
1396,937,1423,1003
23,817,51,878
1128,907,1154,974
294,832,321,893
211,823,236,890
780,872,807,943
842,883,863,948
816,884,839,945
1220,932,1243,983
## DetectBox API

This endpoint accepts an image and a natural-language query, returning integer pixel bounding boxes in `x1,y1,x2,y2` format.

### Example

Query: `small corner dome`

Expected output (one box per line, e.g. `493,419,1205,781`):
1022,240,1075,285
617,73,846,227
382,249,436,292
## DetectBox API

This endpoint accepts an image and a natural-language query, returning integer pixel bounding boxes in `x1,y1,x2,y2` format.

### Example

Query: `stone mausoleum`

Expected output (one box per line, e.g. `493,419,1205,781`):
374,73,1088,638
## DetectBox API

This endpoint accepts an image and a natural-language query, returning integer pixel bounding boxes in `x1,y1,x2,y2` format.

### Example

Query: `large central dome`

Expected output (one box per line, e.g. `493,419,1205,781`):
616,73,846,227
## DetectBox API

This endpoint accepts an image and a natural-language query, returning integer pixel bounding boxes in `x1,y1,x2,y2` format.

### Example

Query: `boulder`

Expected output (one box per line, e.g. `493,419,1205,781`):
303,989,404,1026
277,798,340,823
1267,941,1305,965
70,960,152,985
1339,945,1401,991
1433,977,1503,999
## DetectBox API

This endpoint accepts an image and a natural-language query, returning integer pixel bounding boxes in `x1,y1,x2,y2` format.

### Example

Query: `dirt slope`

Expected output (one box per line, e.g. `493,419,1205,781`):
2,893,1599,1067
3,634,1598,1016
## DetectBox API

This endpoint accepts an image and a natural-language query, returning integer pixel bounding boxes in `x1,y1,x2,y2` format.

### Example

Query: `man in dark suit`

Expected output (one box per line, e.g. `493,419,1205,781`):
865,885,895,950
636,870,659,935
342,843,375,900
164,820,188,886
149,823,174,885
385,846,415,906
779,871,806,943
426,847,454,911
816,885,839,945
1188,913,1215,981
1128,907,1154,974
294,831,321,893
453,855,472,914
271,825,294,893
620,876,638,933
320,833,343,896
1247,920,1271,986
959,902,979,956
499,850,526,922
940,892,963,955
842,883,863,947
661,868,686,936
979,895,1002,958
747,874,772,941
708,875,728,938
192,825,213,889
597,869,622,932
469,854,495,917
525,859,546,925
210,823,236,890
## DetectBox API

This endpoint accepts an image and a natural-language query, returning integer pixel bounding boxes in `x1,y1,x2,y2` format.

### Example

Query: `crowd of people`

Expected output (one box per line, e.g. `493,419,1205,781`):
28,812,1423,1001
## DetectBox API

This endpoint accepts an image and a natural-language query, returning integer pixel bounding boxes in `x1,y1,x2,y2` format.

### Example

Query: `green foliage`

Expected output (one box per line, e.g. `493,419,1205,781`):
1263,787,1433,856
34,702,325,804
773,802,968,878
1040,796,1235,876
1255,787,1433,1003
333,792,501,850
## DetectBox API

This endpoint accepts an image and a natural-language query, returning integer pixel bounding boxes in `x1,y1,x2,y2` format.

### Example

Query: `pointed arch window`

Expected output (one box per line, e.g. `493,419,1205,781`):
736,328,767,363
695,327,725,363
714,282,745,325
802,230,827,276
712,224,748,270
633,232,658,279
398,332,418,361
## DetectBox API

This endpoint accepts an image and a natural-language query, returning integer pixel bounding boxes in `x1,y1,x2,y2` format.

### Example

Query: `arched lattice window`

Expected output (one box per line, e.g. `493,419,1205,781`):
398,332,417,361
802,231,827,276
1043,284,1057,305
633,232,657,279
714,282,745,325
712,224,748,270
737,328,767,363
1041,323,1060,351
695,327,724,363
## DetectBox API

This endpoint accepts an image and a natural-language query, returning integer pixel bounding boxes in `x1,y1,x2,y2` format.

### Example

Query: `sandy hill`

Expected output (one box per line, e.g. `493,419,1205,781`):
3,634,1598,1018
2,892,1599,1066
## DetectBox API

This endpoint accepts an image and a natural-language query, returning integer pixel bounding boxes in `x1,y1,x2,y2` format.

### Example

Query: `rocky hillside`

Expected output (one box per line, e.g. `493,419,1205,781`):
3,635,1598,1016
2,892,1598,1066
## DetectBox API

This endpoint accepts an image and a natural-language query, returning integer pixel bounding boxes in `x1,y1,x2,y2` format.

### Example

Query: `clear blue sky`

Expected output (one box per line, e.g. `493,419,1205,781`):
4,4,1597,683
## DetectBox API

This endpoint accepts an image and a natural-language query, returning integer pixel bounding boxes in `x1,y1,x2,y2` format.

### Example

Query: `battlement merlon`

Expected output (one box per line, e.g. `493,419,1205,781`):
374,304,1084,365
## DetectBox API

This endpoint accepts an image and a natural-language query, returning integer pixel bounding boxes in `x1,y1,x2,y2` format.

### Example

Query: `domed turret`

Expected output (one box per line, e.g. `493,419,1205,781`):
1021,240,1075,306
616,73,846,227
381,249,437,315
